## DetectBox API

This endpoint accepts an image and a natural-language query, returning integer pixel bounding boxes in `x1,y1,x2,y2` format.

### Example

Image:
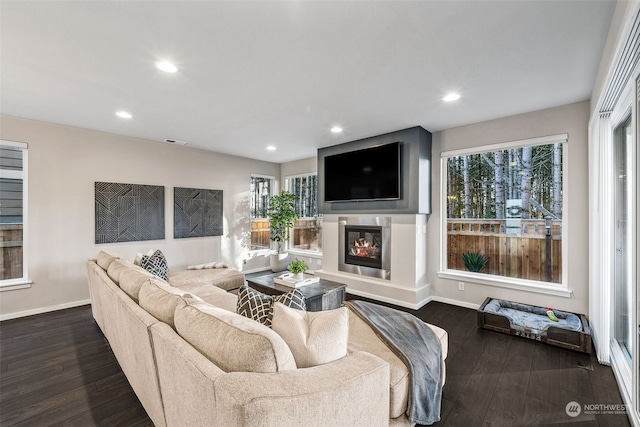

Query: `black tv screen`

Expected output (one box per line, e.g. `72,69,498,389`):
324,142,401,202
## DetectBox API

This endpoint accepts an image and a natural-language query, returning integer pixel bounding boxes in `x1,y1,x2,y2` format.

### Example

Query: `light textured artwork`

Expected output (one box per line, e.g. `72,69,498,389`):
95,182,165,244
174,187,223,238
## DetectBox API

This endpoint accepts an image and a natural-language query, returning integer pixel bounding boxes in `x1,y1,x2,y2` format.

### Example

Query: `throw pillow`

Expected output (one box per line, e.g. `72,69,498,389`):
175,299,297,373
134,249,155,266
271,302,348,368
236,285,306,327
140,249,169,280
187,261,228,270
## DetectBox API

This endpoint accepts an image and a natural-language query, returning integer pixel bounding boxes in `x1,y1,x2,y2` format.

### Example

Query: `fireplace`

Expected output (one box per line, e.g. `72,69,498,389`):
339,217,390,280
345,226,382,269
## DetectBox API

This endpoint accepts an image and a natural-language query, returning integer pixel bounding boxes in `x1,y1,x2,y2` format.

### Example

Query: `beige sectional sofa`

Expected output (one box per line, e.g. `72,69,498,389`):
86,250,447,426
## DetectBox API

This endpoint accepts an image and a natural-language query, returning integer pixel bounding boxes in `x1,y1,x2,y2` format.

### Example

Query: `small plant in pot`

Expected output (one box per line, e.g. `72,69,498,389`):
288,258,308,281
462,251,489,272
267,191,299,272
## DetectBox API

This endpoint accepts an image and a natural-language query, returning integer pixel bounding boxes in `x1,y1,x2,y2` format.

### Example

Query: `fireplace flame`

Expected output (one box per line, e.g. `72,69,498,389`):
351,239,378,258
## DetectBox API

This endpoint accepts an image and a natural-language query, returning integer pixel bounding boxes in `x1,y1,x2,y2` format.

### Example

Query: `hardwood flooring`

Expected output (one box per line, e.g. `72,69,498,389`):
0,299,631,426
0,306,152,427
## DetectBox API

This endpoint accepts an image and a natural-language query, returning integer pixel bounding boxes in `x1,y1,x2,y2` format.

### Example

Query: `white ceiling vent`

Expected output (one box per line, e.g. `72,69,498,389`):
163,138,188,146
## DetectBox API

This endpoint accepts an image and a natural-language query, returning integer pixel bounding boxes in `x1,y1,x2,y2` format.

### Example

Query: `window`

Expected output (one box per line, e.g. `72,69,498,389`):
250,175,274,251
442,134,567,286
0,140,28,286
287,174,322,253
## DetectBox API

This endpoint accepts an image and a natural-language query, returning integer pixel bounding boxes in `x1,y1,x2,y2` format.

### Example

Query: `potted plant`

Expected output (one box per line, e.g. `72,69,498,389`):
461,251,489,273
267,191,299,272
288,258,308,281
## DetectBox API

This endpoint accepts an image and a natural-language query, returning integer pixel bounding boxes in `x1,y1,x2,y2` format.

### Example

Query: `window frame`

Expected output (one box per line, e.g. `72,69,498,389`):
285,172,322,256
0,139,30,290
438,133,571,297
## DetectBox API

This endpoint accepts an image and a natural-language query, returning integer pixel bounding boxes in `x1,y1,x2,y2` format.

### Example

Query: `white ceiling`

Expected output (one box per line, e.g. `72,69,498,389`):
1,1,616,163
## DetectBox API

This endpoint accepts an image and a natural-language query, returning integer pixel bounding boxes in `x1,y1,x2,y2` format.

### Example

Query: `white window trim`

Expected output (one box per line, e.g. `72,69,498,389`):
603,79,638,414
285,172,322,256
439,133,570,297
0,139,30,290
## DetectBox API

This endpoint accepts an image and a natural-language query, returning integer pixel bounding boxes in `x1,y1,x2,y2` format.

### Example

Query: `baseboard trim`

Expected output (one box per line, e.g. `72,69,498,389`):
0,299,92,321
431,296,481,310
346,288,432,310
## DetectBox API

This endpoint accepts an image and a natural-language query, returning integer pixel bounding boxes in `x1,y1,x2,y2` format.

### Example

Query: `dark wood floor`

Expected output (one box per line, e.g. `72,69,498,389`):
0,299,630,427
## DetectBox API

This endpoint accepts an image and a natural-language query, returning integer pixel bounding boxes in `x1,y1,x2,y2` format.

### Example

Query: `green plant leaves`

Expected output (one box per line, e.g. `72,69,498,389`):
461,251,489,272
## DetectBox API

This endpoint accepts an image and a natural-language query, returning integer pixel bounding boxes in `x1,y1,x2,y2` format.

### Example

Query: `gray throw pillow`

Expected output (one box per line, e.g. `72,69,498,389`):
236,285,306,327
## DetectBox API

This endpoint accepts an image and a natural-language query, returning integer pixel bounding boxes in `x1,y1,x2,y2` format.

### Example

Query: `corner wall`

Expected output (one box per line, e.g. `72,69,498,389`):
0,115,279,319
429,101,591,314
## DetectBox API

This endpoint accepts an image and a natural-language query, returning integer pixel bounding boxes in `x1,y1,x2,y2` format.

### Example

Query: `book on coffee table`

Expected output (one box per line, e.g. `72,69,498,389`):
274,273,320,288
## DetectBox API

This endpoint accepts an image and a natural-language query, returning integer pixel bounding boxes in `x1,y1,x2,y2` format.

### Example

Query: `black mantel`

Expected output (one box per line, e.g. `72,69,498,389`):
317,126,432,215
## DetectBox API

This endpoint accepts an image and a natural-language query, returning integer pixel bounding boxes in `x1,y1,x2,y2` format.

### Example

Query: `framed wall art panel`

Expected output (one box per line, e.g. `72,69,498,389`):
95,182,165,244
174,187,223,238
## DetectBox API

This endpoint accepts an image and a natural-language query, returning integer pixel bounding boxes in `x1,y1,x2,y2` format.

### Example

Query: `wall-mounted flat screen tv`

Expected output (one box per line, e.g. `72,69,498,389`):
324,141,401,202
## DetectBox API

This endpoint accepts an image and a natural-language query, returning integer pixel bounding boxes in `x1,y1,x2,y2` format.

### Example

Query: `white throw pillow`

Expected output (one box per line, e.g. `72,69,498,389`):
134,249,155,266
271,302,348,368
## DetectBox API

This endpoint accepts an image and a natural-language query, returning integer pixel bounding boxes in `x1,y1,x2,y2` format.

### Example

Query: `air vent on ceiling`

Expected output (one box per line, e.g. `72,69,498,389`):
163,138,188,146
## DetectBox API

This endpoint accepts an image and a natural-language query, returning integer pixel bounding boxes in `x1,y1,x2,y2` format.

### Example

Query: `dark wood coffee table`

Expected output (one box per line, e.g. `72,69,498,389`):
246,273,346,312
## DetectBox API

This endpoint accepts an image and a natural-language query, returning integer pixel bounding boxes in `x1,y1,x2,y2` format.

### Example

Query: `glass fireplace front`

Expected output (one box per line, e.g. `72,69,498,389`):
344,225,382,269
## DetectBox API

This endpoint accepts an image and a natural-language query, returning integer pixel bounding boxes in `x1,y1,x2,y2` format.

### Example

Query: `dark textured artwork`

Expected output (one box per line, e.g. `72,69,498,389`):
95,182,165,244
174,187,223,238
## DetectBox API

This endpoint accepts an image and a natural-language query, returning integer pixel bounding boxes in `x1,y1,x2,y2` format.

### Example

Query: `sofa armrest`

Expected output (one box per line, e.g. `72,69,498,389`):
214,351,390,427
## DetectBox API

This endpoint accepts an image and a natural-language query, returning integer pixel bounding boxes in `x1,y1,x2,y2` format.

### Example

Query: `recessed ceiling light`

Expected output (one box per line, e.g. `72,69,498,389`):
155,60,178,73
266,145,276,151
330,126,343,134
115,111,132,119
443,93,461,102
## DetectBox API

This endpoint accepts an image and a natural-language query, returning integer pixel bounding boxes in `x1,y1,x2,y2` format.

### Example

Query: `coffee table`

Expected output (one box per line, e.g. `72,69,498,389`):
246,273,346,312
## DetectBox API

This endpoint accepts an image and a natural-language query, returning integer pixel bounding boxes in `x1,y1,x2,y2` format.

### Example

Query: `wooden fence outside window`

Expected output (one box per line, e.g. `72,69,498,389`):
447,218,562,283
0,224,22,280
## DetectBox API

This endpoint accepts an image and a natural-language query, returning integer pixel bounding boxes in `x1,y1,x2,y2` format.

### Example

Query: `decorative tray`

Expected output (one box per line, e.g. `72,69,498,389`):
274,273,320,288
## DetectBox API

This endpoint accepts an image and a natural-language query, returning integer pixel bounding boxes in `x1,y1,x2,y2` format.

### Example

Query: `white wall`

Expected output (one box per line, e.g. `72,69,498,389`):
0,115,279,319
280,157,316,178
429,101,591,314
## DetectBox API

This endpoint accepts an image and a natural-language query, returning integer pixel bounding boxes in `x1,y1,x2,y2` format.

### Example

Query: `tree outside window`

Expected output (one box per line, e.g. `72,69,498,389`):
250,175,273,251
287,174,322,253
445,141,563,283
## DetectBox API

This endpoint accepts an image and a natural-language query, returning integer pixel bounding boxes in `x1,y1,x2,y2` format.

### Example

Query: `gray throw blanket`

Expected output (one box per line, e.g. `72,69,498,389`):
345,300,443,425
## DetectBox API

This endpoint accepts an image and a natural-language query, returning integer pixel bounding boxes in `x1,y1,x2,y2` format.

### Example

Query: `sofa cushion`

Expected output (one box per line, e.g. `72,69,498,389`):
196,293,239,313
271,302,348,368
236,285,306,327
139,279,199,329
117,262,156,303
169,268,245,291
347,311,448,419
106,258,134,285
96,250,124,271
141,249,169,280
174,299,297,373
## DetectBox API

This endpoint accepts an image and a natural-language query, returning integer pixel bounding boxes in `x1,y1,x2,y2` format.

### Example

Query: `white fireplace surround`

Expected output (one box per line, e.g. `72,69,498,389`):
317,214,431,309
